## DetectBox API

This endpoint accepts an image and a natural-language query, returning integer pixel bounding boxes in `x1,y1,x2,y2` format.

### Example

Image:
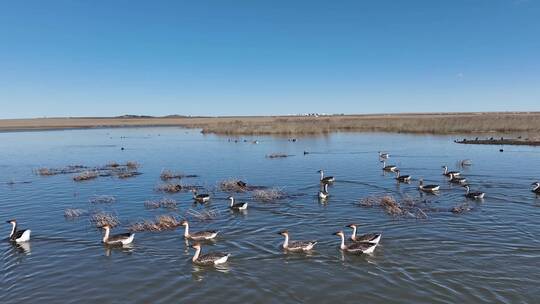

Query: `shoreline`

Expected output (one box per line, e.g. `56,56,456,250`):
1,112,540,137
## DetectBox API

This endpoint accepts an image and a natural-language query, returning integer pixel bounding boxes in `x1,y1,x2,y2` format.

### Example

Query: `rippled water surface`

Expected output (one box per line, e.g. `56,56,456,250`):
1,128,540,303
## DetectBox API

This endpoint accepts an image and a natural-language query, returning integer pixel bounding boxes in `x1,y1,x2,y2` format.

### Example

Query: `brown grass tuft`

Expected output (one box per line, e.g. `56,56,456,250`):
144,198,178,210
185,208,220,222
219,178,248,192
90,211,120,228
89,195,116,204
64,208,86,218
73,170,99,181
128,215,182,232
252,188,286,202
266,153,290,159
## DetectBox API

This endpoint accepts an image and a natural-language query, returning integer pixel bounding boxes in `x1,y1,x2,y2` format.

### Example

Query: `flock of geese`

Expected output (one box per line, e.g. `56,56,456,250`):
6,151,540,266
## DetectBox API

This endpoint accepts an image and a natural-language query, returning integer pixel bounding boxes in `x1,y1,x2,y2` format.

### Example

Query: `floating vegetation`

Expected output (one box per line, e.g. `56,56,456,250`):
89,195,116,204
219,178,248,192
126,161,139,169
359,195,432,219
144,198,178,210
253,188,286,202
90,211,120,228
458,159,473,167
155,183,199,193
128,215,182,232
73,171,99,181
266,153,291,159
35,165,88,176
64,208,87,218
116,170,141,179
451,203,472,214
160,169,198,180
185,208,220,222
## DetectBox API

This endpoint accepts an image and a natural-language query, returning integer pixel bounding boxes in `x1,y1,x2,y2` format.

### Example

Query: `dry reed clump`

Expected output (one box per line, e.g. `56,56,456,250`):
266,153,290,159
359,195,430,219
116,170,140,179
128,215,182,232
90,211,120,228
144,198,178,210
252,188,286,202
35,165,88,176
89,195,116,204
155,183,182,193
160,169,182,180
64,208,87,218
73,170,99,181
219,178,248,192
185,208,220,222
451,203,472,214
126,161,139,169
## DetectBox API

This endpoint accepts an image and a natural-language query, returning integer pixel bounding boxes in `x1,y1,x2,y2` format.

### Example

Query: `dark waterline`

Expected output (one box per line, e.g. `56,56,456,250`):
1,128,539,303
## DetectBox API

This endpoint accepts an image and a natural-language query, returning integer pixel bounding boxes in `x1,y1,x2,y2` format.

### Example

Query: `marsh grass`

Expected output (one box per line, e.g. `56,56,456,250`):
252,188,286,202
144,198,178,210
185,208,220,222
90,211,120,228
73,170,99,181
128,215,182,232
359,195,433,219
89,195,116,204
219,178,248,192
64,208,87,218
266,153,291,159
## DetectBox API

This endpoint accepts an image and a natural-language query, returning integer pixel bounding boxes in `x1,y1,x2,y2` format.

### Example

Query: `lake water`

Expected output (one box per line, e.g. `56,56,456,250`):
1,127,539,303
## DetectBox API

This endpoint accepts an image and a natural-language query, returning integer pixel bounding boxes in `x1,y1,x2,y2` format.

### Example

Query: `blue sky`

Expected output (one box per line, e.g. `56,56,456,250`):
1,0,539,118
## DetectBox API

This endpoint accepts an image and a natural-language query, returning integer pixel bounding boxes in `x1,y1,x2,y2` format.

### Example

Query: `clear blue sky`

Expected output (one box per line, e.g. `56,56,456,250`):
1,0,539,118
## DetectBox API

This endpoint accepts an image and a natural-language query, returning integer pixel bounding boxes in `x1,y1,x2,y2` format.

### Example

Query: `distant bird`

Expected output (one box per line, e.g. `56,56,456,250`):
180,220,218,241
381,160,397,172
6,219,31,243
318,170,335,183
346,224,382,245
278,230,317,252
190,243,230,266
394,169,412,183
463,185,485,199
191,190,210,203
333,231,378,254
303,151,309,155
448,173,467,184
318,183,329,200
101,225,134,246
378,151,390,159
442,165,460,177
418,179,440,192
228,196,248,211
531,182,540,194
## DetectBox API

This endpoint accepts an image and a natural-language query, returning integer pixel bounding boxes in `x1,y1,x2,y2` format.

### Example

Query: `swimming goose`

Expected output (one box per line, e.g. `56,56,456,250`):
464,185,485,199
191,190,210,203
418,179,440,192
378,151,390,159
318,170,335,183
442,165,460,177
6,219,31,243
318,183,329,200
228,196,248,211
191,243,230,266
278,230,317,252
180,220,218,241
346,224,382,245
101,225,134,246
381,161,397,172
448,173,467,184
531,182,540,194
394,170,412,183
333,231,377,254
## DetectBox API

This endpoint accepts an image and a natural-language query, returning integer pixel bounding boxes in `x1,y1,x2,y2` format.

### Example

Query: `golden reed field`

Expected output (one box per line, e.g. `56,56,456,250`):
1,112,540,136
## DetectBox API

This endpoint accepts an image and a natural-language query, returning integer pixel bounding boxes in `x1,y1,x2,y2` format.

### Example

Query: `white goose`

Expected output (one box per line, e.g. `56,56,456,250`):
191,243,230,266
180,220,218,241
333,231,378,254
346,224,382,245
101,225,134,246
228,196,248,211
6,219,31,243
531,182,540,194
278,230,317,252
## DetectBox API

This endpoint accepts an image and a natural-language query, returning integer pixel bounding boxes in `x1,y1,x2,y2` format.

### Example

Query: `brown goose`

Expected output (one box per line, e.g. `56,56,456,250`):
191,243,230,265
180,220,218,240
346,224,382,245
278,230,317,252
333,231,378,254
101,225,134,246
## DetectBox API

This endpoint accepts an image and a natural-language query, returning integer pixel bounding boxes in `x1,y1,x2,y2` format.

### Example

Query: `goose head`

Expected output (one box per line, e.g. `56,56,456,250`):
6,219,16,224
190,243,201,250
180,220,189,226
346,224,357,229
532,182,540,189
277,230,289,236
333,231,345,237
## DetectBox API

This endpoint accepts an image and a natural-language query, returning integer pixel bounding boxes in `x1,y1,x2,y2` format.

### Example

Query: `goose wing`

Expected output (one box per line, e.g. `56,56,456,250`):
107,232,133,242
288,240,317,250
354,233,381,243
11,229,28,241
197,252,229,264
190,230,218,239
346,242,377,253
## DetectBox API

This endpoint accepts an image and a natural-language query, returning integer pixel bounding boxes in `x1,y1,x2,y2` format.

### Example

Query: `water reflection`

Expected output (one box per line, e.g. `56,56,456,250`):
104,244,134,257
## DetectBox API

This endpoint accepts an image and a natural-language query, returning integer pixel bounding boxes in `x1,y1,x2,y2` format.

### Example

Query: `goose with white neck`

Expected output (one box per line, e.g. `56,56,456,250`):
381,160,397,172
278,230,317,252
333,231,378,254
346,224,382,245
191,190,210,203
448,173,467,184
318,183,329,200
101,225,134,246
394,170,412,183
378,151,390,159
6,219,31,243
191,243,230,265
531,182,540,194
418,179,440,192
228,196,248,211
180,220,218,240
464,185,485,199
442,165,460,177
318,170,335,184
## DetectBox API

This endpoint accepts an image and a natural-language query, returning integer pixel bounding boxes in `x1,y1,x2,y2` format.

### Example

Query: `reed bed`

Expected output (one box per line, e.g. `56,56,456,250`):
160,169,183,180
144,198,178,210
185,208,220,222
89,195,116,204
64,208,87,218
252,188,286,202
35,165,87,176
128,215,182,232
155,183,198,193
266,153,291,159
90,211,120,228
219,178,248,192
451,203,472,214
73,170,99,181
359,195,431,219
